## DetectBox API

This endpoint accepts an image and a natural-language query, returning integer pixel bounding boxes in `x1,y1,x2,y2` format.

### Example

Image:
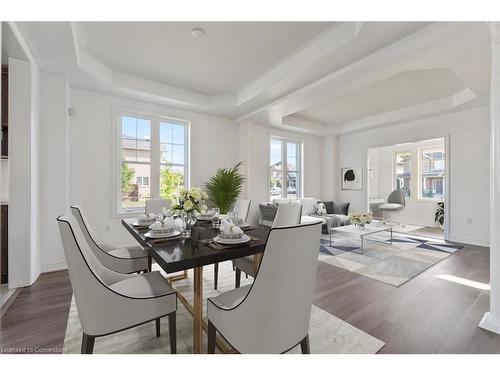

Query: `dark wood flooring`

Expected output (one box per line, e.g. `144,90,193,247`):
1,244,500,353
0,271,73,353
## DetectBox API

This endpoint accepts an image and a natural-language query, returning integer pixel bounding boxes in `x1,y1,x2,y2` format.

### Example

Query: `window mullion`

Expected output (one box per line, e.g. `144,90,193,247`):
283,139,288,198
150,119,161,199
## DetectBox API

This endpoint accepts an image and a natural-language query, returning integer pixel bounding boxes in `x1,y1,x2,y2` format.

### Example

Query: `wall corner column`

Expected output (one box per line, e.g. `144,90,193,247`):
479,21,500,334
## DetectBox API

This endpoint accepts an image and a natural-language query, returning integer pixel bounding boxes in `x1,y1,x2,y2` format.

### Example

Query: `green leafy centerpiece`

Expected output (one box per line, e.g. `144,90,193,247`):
349,212,373,229
205,162,245,214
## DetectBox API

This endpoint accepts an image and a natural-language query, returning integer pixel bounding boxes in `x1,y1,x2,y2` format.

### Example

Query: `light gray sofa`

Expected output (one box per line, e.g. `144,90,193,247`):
259,198,350,233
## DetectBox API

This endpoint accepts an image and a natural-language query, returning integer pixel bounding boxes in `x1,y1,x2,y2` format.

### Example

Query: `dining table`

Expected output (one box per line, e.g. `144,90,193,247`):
122,218,269,354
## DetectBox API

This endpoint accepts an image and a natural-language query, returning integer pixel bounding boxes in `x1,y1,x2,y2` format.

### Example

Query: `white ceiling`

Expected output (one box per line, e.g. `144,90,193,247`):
12,21,491,135
294,68,469,125
76,21,333,95
291,23,490,129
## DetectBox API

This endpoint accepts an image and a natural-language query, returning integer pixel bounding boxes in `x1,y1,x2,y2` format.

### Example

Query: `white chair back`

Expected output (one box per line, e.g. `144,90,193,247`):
71,205,115,253
272,203,302,228
232,199,251,222
210,221,322,353
145,199,171,215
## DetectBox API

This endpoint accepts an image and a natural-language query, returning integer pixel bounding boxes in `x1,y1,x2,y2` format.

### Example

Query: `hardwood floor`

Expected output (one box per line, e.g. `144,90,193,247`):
0,271,73,353
1,244,500,353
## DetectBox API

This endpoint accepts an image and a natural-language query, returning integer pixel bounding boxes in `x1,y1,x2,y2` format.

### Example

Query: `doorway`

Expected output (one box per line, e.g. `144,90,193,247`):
367,137,448,240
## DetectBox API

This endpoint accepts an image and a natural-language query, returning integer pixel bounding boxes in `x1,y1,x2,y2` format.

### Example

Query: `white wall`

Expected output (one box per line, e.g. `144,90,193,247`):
336,107,490,246
322,135,339,200
67,89,240,249
39,72,69,272
241,122,324,225
8,57,41,287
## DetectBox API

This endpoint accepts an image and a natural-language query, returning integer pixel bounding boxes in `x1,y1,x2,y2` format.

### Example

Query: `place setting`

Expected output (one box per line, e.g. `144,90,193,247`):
143,215,185,243
202,215,259,250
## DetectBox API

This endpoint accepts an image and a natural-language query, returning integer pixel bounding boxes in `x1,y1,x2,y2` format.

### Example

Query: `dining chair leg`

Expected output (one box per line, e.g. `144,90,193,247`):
147,254,152,272
168,312,177,354
156,318,161,337
235,268,241,288
214,263,219,290
81,333,95,354
300,335,310,354
208,320,216,354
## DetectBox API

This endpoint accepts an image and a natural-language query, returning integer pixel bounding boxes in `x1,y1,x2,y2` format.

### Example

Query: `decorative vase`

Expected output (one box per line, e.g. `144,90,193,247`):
356,223,365,229
183,211,197,237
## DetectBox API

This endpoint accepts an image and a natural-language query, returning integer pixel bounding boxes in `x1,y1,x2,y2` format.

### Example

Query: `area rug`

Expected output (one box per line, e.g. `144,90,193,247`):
320,232,463,287
63,262,385,354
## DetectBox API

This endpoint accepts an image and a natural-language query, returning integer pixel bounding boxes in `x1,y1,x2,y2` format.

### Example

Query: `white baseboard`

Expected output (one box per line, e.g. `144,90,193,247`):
449,236,489,247
40,260,68,273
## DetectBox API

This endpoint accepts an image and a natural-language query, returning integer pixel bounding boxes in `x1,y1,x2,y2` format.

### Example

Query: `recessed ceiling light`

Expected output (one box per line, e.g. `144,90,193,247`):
191,28,206,38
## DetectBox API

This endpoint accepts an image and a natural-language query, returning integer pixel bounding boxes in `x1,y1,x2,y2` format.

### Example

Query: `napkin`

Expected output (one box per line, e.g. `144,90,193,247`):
149,216,175,231
220,219,243,235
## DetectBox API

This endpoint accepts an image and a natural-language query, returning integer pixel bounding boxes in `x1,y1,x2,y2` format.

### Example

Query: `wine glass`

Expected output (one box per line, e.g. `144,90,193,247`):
212,207,220,228
229,211,239,226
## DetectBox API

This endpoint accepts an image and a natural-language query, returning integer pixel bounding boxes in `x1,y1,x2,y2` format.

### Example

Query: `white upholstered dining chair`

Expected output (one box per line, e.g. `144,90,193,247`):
207,220,322,353
145,199,171,215
71,205,150,274
231,203,302,288
57,215,177,354
232,199,251,223
213,199,252,290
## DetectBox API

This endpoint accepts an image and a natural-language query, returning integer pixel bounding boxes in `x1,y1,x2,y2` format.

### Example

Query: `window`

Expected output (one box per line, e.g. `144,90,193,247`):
118,112,189,213
420,147,445,199
269,137,302,199
394,151,411,197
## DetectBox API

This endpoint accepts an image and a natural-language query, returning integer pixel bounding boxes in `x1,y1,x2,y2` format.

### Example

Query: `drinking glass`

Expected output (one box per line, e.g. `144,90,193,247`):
212,207,220,228
229,211,239,226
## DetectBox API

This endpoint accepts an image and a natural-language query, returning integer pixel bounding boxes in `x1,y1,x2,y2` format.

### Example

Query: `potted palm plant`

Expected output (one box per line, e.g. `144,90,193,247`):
435,200,444,229
205,162,245,214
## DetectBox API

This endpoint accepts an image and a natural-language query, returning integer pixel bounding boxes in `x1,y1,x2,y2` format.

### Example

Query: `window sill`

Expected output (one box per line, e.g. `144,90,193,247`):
404,198,443,204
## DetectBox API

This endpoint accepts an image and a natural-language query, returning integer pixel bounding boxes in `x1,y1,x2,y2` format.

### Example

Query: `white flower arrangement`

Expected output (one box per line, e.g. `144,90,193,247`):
348,212,373,228
171,186,209,214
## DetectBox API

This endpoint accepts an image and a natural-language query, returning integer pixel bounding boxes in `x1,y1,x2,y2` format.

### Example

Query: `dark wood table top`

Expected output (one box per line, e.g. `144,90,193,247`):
122,219,270,274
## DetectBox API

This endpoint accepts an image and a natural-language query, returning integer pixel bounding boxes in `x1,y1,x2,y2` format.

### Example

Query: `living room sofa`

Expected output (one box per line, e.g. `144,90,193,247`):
259,197,351,233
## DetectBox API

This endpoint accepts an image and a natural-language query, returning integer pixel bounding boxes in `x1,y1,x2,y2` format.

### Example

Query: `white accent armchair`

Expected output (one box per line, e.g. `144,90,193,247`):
231,203,302,288
379,189,406,226
57,215,177,354
207,220,322,353
71,205,149,273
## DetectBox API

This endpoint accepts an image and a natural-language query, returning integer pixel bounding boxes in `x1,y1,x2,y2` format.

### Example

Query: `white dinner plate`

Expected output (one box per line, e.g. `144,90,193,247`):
144,230,181,239
132,222,153,228
213,234,251,245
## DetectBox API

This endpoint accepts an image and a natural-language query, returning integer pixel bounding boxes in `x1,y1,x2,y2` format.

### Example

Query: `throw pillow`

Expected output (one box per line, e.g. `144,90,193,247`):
333,201,350,215
315,202,327,215
321,201,334,214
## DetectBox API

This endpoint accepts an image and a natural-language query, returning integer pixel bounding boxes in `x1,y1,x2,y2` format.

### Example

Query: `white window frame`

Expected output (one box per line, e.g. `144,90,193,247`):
268,136,303,200
393,150,412,198
418,146,445,201
115,109,190,215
